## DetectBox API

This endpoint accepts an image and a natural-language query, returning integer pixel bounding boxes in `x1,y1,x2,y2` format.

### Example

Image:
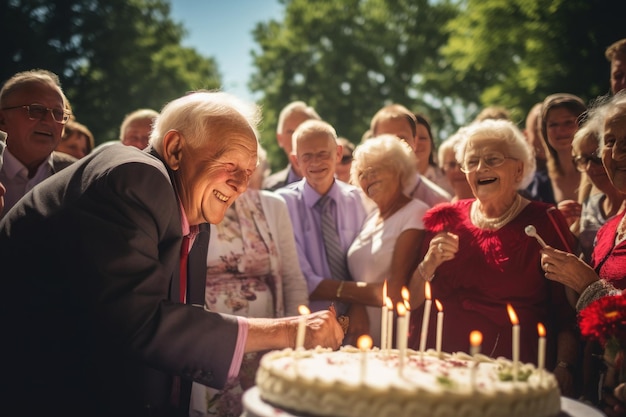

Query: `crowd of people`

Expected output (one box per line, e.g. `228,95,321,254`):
1,39,626,417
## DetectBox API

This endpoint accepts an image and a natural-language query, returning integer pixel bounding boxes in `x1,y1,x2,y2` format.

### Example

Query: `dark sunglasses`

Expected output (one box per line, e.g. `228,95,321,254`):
340,155,353,165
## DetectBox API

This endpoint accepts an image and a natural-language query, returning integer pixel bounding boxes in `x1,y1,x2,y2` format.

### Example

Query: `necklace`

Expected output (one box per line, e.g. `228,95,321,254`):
470,194,523,230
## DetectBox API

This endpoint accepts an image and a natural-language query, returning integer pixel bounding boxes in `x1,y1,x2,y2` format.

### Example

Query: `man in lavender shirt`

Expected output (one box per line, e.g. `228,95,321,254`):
277,120,368,315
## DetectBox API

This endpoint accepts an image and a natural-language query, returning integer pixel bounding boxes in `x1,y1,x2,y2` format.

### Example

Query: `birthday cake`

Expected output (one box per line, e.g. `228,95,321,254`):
255,347,561,417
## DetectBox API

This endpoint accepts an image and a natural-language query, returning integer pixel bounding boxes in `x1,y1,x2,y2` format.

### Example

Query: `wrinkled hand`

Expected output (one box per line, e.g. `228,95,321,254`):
557,200,582,227
540,246,599,293
303,309,345,350
425,232,459,270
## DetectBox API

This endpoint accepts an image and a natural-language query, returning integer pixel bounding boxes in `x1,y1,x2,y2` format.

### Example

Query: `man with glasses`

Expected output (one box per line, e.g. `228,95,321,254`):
0,69,76,218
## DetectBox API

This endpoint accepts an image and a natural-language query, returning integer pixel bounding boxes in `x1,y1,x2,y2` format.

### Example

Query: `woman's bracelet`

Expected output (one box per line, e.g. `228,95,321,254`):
336,280,345,299
418,262,434,282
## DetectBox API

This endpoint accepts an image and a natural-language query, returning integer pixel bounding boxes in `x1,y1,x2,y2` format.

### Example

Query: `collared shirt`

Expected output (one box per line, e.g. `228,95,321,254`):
285,165,302,186
277,179,368,312
0,148,54,218
406,173,451,208
178,201,246,381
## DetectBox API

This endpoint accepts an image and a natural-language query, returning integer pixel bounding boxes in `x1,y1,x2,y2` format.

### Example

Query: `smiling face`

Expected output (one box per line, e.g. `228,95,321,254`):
357,161,400,207
575,138,611,191
545,107,579,152
601,108,626,194
0,80,66,168
122,118,152,149
463,136,523,203
175,131,258,225
414,123,432,170
293,130,340,194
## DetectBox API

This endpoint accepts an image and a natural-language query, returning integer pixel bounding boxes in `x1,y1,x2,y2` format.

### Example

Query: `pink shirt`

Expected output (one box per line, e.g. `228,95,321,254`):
179,201,247,380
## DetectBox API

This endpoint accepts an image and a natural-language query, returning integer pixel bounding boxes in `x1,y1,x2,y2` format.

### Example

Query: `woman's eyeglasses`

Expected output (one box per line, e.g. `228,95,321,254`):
460,152,517,173
573,154,603,172
1,103,71,125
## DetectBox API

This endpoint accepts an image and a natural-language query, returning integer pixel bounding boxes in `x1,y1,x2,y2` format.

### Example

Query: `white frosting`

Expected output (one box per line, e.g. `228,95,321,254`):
256,347,561,417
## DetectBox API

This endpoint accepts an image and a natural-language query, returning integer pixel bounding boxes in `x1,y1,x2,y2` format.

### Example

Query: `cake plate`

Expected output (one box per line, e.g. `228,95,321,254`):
242,386,606,417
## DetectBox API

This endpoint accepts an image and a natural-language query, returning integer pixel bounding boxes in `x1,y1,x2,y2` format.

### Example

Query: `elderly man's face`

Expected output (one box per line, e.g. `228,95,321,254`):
0,81,66,167
178,132,258,225
122,118,152,149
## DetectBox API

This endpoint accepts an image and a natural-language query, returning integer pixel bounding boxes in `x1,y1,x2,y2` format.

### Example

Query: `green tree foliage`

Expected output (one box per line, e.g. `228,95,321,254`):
250,0,458,171
1,0,221,143
441,0,626,122
251,0,626,172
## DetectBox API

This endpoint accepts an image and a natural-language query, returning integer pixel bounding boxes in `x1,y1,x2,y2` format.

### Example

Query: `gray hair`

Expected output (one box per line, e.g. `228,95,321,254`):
150,90,261,158
277,101,321,134
455,119,536,189
351,134,417,192
599,90,626,149
437,126,470,170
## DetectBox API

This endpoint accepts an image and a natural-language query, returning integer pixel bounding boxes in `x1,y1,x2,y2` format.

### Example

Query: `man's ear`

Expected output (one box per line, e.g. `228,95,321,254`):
162,130,184,171
289,153,299,171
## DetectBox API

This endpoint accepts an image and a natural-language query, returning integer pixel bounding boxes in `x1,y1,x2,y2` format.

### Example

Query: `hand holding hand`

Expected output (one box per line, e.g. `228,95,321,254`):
302,309,345,350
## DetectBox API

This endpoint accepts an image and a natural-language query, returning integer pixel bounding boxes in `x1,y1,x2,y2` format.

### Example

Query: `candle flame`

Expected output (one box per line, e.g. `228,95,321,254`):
506,303,519,325
470,330,483,346
435,299,443,312
401,286,409,301
404,299,411,310
298,305,310,315
382,280,388,306
397,302,407,316
357,334,373,350
425,281,431,300
537,322,546,337
385,296,393,309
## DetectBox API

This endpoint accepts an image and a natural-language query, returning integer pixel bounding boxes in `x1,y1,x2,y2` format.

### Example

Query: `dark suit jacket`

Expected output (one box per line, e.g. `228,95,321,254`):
0,144,238,417
262,164,300,191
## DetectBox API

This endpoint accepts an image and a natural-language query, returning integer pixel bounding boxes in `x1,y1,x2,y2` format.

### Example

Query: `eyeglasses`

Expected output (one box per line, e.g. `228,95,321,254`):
299,151,333,163
573,154,602,172
460,152,517,173
1,103,71,125
340,155,353,165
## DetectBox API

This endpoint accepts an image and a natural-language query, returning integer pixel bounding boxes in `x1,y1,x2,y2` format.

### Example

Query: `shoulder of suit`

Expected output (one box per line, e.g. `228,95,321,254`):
51,151,78,170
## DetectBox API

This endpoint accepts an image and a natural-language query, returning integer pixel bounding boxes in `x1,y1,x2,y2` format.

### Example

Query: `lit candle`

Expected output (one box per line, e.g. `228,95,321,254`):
419,281,432,355
396,302,407,374
537,322,546,383
435,299,444,356
507,303,520,381
402,286,411,348
469,330,482,356
357,334,373,384
385,297,393,351
469,330,482,391
381,281,388,350
296,304,310,350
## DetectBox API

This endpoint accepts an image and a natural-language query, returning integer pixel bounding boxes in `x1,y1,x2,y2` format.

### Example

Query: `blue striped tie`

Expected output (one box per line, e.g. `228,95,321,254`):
317,195,350,283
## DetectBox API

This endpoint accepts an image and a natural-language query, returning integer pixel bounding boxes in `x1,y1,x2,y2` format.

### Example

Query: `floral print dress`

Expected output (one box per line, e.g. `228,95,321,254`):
190,190,283,417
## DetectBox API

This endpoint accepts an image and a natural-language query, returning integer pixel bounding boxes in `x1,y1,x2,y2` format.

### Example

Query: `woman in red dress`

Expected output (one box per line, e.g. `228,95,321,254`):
408,119,579,397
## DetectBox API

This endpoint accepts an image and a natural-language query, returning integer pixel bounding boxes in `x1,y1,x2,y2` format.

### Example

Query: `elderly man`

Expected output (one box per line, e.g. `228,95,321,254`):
262,100,321,191
119,108,160,149
277,120,368,316
0,91,343,417
0,69,76,218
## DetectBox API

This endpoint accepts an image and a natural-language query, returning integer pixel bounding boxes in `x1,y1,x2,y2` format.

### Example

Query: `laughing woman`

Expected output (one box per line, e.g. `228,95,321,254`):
407,119,580,397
